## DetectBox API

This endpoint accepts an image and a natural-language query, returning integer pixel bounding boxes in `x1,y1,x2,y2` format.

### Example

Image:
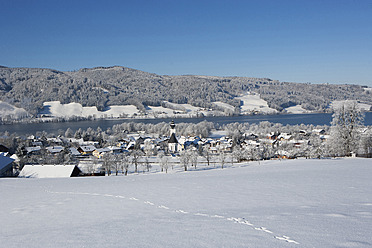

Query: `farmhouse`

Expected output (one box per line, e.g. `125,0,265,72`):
18,164,81,178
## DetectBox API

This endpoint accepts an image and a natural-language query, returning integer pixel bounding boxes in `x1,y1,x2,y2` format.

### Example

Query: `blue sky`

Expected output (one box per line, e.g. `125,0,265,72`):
1,0,372,86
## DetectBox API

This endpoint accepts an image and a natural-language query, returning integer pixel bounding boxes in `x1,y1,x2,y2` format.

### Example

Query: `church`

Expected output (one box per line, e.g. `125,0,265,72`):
168,120,178,153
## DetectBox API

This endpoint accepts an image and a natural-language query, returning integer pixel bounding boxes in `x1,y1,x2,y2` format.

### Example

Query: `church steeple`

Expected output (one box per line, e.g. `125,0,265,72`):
168,120,178,153
170,120,176,135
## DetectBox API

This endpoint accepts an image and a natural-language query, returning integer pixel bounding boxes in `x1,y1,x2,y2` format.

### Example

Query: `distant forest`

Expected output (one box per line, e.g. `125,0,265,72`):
0,66,371,116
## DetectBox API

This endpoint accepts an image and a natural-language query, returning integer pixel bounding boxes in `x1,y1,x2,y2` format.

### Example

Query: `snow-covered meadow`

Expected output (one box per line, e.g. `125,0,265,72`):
1,158,372,247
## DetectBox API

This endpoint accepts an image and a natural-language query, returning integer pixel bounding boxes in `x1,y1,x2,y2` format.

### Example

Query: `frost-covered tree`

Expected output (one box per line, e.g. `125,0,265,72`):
189,150,198,169
327,101,364,156
131,150,143,173
219,151,226,169
179,150,190,171
158,152,169,173
119,153,130,176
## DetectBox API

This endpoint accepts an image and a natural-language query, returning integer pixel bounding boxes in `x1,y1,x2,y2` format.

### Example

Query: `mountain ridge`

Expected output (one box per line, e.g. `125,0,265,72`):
0,66,371,118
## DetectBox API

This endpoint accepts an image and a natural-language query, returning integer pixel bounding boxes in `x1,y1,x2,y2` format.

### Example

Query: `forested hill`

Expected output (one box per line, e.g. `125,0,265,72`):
0,65,371,116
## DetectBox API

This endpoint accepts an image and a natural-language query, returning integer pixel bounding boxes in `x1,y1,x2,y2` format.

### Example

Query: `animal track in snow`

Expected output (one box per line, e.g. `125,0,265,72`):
211,215,225,218
194,213,210,217
275,235,300,244
175,209,188,214
48,190,299,245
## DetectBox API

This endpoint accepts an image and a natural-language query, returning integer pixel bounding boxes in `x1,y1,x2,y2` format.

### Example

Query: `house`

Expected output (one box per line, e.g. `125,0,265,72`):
25,146,42,154
77,145,96,155
313,129,326,135
92,147,111,158
18,164,81,178
278,133,292,141
69,147,81,156
46,146,64,154
0,154,15,177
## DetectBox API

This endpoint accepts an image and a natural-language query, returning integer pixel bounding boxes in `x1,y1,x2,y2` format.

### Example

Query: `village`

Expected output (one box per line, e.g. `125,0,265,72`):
2,119,357,178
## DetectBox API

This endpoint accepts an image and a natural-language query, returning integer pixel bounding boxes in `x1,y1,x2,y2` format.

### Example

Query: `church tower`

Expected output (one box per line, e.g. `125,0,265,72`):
168,120,178,153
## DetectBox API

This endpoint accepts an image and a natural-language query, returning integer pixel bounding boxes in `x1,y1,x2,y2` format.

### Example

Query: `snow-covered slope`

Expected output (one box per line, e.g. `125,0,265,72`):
284,105,309,114
39,101,216,119
40,101,140,118
1,158,372,247
0,101,28,119
236,93,278,114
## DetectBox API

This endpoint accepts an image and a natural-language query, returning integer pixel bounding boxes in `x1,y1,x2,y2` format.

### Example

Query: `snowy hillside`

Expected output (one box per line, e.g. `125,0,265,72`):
236,93,278,114
40,101,140,118
39,101,220,119
0,101,28,119
284,105,309,114
1,158,372,247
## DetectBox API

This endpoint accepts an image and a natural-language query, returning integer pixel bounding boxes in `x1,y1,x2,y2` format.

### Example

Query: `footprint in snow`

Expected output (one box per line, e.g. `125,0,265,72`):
274,236,299,244
194,213,209,217
211,215,225,218
176,210,188,214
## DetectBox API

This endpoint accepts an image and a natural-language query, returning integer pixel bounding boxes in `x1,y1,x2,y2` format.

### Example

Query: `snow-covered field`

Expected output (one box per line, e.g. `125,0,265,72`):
40,101,140,118
236,93,278,114
284,105,309,114
1,158,372,247
0,101,28,119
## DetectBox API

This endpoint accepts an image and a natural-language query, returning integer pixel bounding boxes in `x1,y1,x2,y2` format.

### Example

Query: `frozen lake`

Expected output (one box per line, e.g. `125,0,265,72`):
1,158,372,247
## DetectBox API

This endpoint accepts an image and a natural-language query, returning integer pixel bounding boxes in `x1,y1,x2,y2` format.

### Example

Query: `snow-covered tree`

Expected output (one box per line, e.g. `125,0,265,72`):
179,150,190,171
131,150,143,173
219,151,226,169
327,101,364,156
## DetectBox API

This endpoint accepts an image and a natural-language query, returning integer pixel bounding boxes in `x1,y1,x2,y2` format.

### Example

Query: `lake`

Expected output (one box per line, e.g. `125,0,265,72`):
1,112,371,135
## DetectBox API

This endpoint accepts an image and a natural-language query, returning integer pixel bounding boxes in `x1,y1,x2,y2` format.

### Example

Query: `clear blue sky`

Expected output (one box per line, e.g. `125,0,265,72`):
1,0,372,86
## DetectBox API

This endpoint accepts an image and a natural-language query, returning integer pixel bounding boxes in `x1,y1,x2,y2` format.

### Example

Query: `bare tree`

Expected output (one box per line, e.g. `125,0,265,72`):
111,154,121,176
119,153,130,176
102,153,112,176
201,146,211,166
131,150,143,173
142,156,151,173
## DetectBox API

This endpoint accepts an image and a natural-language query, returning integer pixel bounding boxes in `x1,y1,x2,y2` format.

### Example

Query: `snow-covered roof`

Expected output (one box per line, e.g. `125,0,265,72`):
95,147,111,153
46,146,64,153
168,133,178,144
25,146,42,153
79,145,96,152
69,147,81,156
18,164,81,178
47,137,62,143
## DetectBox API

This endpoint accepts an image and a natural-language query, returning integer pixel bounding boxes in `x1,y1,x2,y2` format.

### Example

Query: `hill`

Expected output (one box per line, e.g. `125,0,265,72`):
0,66,371,118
